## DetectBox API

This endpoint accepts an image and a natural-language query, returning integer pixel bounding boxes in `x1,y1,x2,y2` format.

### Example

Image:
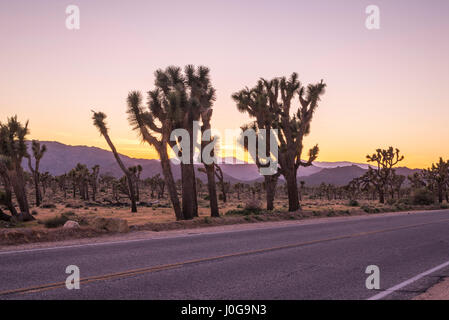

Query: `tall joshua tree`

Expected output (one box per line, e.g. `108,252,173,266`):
26,140,47,207
0,116,34,221
92,111,137,212
185,65,218,217
234,74,326,211
264,74,325,212
126,91,183,219
233,80,280,210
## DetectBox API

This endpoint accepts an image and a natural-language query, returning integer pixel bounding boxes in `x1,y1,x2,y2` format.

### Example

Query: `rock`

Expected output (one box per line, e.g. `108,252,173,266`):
63,220,80,229
91,217,108,230
105,218,129,233
91,217,129,233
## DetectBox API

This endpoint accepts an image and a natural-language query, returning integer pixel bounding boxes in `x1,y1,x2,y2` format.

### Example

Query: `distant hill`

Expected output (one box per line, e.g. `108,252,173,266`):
300,165,422,187
301,165,367,186
23,141,421,185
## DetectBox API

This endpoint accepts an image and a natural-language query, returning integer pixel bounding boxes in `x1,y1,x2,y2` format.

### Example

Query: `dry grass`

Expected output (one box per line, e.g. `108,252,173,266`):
3,188,446,232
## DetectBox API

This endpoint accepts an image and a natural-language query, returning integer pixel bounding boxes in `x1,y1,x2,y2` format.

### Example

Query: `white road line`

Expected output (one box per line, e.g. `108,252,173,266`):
367,260,449,300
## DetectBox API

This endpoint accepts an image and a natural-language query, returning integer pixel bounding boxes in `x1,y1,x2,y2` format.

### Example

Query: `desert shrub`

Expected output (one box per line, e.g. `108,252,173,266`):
63,211,76,217
348,199,359,207
65,203,83,209
226,201,263,216
40,202,56,209
397,197,411,205
42,215,69,228
411,188,434,205
386,198,396,206
203,194,210,200
203,217,211,224
245,199,262,211
361,205,380,214
440,203,449,209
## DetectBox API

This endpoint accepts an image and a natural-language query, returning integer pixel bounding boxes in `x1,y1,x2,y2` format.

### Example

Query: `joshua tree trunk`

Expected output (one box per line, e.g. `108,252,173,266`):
10,167,34,221
438,186,443,204
0,170,19,217
201,109,219,217
160,151,183,220
284,167,299,211
103,134,137,213
205,164,219,217
181,162,195,220
378,188,385,204
265,175,278,211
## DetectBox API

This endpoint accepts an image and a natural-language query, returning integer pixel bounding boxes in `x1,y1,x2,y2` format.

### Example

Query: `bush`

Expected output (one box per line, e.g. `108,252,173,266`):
397,197,411,205
348,199,359,207
40,202,56,209
411,188,434,205
361,205,380,214
42,215,69,228
226,201,263,216
245,200,262,211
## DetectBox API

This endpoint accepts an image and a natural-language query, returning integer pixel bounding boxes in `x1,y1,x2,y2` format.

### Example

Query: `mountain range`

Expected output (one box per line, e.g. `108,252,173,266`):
23,141,421,186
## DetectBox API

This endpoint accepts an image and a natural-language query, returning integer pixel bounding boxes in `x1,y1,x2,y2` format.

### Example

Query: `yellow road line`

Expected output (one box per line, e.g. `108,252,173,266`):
2,217,449,297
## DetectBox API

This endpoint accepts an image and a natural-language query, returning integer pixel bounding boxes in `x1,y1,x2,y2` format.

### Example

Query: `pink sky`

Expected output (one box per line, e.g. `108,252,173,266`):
1,0,448,168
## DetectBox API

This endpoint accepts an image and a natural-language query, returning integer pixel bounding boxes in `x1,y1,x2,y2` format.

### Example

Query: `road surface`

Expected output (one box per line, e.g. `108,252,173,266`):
1,209,449,300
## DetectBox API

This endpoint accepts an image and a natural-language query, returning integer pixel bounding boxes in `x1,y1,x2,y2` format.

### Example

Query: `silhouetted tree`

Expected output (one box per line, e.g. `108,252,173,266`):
26,140,47,207
0,116,34,221
364,147,405,203
92,111,137,212
126,89,182,219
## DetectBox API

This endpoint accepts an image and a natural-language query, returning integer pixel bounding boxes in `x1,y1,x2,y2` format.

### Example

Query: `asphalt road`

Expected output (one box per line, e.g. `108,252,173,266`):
2,209,449,300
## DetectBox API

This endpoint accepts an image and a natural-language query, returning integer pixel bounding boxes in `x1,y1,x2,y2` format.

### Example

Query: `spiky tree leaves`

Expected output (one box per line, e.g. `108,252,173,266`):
92,111,137,212
0,116,34,221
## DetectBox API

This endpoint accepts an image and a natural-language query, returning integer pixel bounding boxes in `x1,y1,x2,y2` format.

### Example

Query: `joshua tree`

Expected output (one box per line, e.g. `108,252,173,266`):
126,90,182,219
423,158,449,203
389,172,406,200
128,165,142,202
199,109,219,216
200,164,228,203
185,65,219,217
232,81,280,210
234,74,326,211
89,165,100,201
56,174,68,199
0,116,34,221
0,155,19,219
26,140,47,207
234,182,244,200
92,111,137,212
365,147,405,203
266,74,325,211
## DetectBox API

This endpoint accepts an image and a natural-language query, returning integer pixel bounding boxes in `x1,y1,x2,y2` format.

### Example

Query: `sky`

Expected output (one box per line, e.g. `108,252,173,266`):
1,0,448,168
